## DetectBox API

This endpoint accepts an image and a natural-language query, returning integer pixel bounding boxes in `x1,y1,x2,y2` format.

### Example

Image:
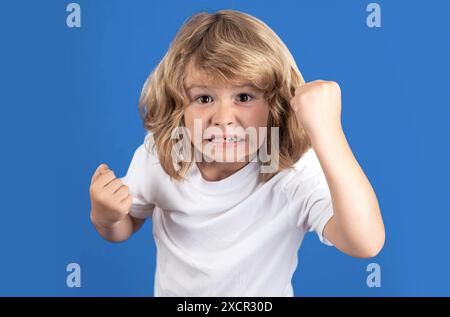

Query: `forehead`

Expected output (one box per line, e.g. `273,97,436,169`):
185,71,260,92
184,60,258,91
185,68,224,89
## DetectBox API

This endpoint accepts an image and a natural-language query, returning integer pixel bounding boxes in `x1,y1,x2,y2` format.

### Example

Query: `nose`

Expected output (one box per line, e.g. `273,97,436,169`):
211,102,235,128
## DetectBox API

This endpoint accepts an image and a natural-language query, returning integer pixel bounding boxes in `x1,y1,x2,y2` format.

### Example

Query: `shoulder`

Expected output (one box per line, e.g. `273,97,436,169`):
131,132,159,166
282,147,326,196
123,132,163,184
294,147,322,174
286,147,323,183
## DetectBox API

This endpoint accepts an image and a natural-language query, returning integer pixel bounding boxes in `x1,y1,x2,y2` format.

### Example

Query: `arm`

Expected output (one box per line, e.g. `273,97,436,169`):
291,80,385,258
312,128,384,258
91,212,145,243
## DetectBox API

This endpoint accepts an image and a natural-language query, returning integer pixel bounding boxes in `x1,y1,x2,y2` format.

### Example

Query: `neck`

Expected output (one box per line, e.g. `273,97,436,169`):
196,161,250,181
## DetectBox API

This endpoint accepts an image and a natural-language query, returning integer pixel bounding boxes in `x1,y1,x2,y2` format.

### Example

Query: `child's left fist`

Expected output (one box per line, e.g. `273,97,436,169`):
290,80,343,141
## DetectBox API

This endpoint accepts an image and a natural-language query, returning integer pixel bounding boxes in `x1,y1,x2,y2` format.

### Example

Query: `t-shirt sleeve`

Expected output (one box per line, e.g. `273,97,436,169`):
285,149,334,246
119,140,156,219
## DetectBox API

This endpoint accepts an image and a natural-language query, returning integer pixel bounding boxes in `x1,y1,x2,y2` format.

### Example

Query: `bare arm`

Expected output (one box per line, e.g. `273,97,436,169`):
313,128,385,258
290,80,385,258
91,212,145,243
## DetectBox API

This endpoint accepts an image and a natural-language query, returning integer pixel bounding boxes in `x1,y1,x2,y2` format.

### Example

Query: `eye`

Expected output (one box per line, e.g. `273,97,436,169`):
195,95,213,104
237,93,254,103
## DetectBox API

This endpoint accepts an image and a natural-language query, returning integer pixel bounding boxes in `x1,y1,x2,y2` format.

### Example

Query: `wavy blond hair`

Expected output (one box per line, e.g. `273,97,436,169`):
139,9,311,182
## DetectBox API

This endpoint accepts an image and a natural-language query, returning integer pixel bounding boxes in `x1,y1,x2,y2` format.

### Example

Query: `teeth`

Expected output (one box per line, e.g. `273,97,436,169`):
209,136,242,143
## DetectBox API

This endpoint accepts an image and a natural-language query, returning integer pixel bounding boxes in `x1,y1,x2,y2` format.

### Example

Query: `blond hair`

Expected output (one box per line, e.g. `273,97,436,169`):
139,9,311,182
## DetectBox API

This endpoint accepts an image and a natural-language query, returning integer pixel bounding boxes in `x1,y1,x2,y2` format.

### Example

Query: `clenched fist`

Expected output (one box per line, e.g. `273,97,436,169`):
290,80,343,142
89,164,132,228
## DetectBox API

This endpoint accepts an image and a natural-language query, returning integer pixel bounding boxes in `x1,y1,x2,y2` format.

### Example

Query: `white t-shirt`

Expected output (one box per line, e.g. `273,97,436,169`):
120,133,334,297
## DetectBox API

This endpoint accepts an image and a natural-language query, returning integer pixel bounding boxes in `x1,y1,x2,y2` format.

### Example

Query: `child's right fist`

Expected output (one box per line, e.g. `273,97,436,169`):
89,163,132,228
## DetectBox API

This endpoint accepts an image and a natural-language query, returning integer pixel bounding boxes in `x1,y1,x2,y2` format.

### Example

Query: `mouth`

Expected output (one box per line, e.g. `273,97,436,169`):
203,135,246,146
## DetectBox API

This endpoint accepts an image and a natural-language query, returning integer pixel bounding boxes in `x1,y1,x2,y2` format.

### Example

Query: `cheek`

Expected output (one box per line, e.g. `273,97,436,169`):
184,108,202,129
183,108,192,129
184,107,209,142
244,104,270,127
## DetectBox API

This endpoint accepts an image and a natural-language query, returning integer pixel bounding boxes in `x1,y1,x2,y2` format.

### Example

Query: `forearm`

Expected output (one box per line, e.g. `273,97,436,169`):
310,128,385,252
90,211,135,243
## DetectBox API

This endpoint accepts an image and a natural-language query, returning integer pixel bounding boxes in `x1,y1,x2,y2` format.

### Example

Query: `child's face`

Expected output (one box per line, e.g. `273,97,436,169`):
184,75,270,164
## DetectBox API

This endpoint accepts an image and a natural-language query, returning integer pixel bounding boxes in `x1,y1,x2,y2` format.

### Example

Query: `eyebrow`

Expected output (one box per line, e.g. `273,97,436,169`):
186,84,209,90
186,83,260,91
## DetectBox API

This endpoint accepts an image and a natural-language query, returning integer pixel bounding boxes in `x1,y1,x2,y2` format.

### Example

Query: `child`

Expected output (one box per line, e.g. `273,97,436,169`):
89,9,385,296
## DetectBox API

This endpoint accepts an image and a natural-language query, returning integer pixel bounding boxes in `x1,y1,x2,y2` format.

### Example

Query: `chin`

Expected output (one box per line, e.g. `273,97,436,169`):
201,150,250,163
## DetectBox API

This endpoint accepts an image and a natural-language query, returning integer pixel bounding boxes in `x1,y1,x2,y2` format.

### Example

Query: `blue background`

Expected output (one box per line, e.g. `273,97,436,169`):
0,0,449,296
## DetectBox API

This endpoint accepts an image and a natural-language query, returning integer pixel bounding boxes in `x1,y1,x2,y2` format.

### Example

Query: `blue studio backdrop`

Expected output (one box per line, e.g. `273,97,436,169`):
0,0,449,296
